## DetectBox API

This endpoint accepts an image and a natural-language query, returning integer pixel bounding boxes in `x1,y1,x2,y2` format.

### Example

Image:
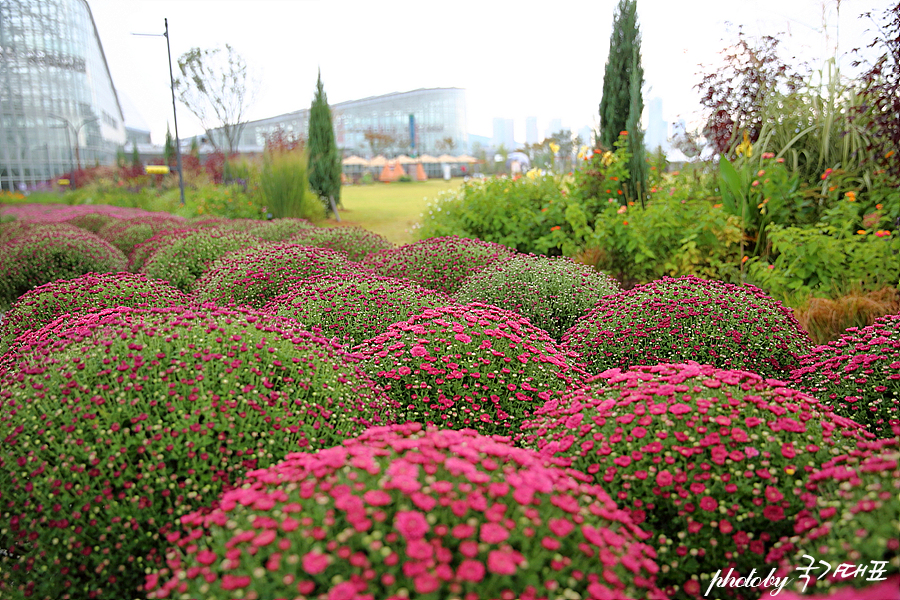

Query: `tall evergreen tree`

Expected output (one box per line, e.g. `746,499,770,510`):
598,0,646,203
308,70,341,212
164,125,176,165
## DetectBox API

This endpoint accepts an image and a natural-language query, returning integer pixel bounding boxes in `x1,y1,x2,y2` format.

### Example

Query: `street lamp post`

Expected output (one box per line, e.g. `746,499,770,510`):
133,19,185,205
48,114,97,173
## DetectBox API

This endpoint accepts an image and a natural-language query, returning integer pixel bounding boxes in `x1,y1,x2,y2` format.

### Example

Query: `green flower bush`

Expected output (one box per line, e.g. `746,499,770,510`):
791,313,899,438
262,272,452,346
0,224,127,309
145,423,665,600
562,276,813,378
766,428,899,596
141,228,261,291
64,212,120,233
290,225,395,261
353,303,587,437
525,362,869,599
0,304,395,600
244,217,316,242
454,254,621,340
0,272,189,356
95,213,187,255
127,227,203,272
363,235,516,295
192,243,361,309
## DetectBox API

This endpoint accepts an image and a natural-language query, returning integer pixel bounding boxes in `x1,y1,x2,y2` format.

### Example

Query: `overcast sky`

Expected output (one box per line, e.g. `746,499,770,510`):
87,0,893,145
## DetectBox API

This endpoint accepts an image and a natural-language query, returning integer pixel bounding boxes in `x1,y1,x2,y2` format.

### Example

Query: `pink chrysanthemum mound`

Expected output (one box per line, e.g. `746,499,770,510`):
0,223,127,309
0,271,189,356
141,227,261,291
791,313,899,438
146,423,665,600
353,302,587,437
525,362,869,599
128,227,204,272
362,235,516,294
290,225,395,261
562,276,812,378
765,427,899,596
95,212,187,255
245,217,317,241
0,304,395,600
262,272,452,346
64,211,121,233
193,242,366,309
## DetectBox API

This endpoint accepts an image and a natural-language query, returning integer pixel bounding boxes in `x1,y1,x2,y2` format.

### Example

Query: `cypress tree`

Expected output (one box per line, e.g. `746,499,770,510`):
625,46,648,207
308,70,341,212
164,125,176,166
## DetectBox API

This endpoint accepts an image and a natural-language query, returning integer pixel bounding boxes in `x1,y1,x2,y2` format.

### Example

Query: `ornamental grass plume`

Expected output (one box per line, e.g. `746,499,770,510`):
766,427,899,596
145,423,665,600
261,272,452,347
791,313,899,438
0,304,395,600
525,362,870,599
562,276,813,378
362,235,516,295
289,225,395,261
353,302,587,438
141,228,261,292
0,223,127,309
192,242,365,309
454,253,621,340
0,272,189,357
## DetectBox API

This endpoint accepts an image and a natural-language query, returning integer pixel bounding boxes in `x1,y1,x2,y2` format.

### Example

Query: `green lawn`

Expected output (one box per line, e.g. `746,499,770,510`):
323,179,463,245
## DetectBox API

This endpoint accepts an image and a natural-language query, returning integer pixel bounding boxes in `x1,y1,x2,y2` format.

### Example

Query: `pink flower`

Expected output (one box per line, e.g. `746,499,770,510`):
457,559,486,582
480,522,510,544
410,345,428,357
414,573,440,594
220,574,252,590
302,551,329,575
395,510,429,540
656,470,674,487
669,403,692,415
548,517,575,537
699,496,718,511
487,549,520,575
363,489,392,506
454,333,472,343
328,581,358,600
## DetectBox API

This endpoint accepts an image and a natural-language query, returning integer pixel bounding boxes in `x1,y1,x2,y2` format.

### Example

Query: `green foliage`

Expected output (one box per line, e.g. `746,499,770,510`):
290,226,394,261
599,0,642,152
307,70,341,211
163,125,175,165
258,150,323,221
625,48,648,204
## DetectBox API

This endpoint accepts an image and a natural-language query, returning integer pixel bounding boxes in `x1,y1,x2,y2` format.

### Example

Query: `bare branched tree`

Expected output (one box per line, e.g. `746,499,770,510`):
174,45,256,154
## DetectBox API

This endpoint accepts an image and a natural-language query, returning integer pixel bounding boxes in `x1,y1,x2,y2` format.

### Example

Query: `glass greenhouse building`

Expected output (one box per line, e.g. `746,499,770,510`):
0,0,126,191
213,87,468,157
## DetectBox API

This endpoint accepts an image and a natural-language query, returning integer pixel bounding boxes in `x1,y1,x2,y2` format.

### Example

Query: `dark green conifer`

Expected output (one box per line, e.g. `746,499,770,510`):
308,70,341,212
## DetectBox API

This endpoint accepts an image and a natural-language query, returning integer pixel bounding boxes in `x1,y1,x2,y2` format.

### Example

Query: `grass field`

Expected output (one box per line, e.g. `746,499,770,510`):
322,179,463,244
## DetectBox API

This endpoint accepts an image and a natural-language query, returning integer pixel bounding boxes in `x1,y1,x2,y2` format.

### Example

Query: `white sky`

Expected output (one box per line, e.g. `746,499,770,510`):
87,0,893,145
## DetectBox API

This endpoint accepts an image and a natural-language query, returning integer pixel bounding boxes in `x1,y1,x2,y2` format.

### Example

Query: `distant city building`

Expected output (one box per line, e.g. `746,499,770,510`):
545,118,562,140
492,117,515,150
210,88,468,157
0,0,127,190
525,117,538,145
645,97,669,152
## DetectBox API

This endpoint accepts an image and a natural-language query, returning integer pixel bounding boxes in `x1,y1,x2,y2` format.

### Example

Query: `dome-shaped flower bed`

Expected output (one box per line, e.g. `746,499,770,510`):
562,276,812,378
525,362,869,599
64,212,120,233
0,272,189,356
765,429,899,596
245,217,316,242
193,243,365,309
454,253,621,340
96,213,187,255
141,228,261,291
0,304,395,600
127,227,203,272
362,235,516,295
145,423,665,600
289,225,395,261
0,224,127,309
262,272,452,346
353,303,587,437
791,314,899,438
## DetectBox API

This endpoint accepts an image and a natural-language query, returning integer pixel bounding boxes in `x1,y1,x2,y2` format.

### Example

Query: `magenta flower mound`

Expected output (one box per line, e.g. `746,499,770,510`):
525,362,870,600
0,304,395,600
353,302,587,437
765,428,899,596
791,314,899,438
128,227,206,272
64,211,121,233
193,242,365,309
362,235,516,294
290,225,395,261
145,423,665,600
0,223,127,309
454,253,621,339
141,227,261,291
244,217,317,242
261,272,453,346
0,272,189,356
562,276,812,378
95,212,187,255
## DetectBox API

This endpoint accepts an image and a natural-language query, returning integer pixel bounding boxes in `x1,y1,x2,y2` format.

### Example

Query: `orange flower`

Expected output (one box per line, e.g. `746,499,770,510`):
845,191,856,202
857,230,867,235
617,190,623,195
622,220,628,225
886,150,895,158
620,131,628,136
541,208,547,212
876,203,883,209
550,225,561,231
741,256,749,263
611,177,619,181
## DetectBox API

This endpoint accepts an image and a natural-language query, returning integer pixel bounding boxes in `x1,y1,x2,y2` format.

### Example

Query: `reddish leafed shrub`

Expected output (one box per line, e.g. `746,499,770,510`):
146,423,665,600
0,304,395,599
562,276,812,378
525,362,869,599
